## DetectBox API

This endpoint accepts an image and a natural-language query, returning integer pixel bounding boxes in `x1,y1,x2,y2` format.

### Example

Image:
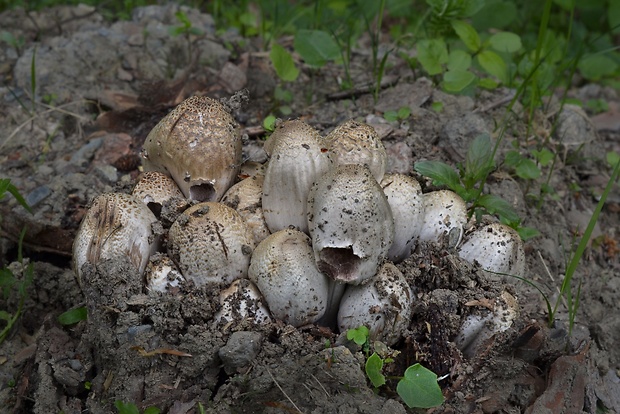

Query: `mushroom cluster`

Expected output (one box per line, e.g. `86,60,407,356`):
73,95,525,347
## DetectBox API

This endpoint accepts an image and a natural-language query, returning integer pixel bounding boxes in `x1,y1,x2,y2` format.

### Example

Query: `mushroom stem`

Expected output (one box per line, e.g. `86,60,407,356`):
317,278,346,328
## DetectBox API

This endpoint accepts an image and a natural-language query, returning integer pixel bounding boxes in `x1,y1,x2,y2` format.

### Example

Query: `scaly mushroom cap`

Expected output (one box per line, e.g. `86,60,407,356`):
248,228,329,327
131,171,184,217
221,173,271,245
168,202,255,286
215,278,272,326
338,262,413,346
72,192,160,286
262,119,331,233
141,96,242,202
308,164,394,285
144,253,185,293
325,119,387,183
419,190,467,247
381,173,425,262
457,222,525,278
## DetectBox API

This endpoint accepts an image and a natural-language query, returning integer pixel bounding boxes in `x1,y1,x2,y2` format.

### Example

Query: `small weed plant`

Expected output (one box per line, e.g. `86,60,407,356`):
347,326,445,409
115,400,160,414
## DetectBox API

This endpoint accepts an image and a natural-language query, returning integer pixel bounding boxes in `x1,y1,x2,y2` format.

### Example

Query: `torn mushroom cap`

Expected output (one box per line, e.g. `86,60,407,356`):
380,173,425,263
141,95,242,202
338,262,413,346
308,163,394,285
455,290,519,358
262,119,331,233
168,202,255,286
144,253,185,293
325,119,387,183
248,228,329,327
457,222,526,279
72,192,160,287
418,190,467,248
221,173,271,246
132,171,184,217
215,278,271,326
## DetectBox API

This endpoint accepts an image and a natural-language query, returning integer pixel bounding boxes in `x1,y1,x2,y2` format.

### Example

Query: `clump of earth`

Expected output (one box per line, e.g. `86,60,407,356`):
0,4,619,414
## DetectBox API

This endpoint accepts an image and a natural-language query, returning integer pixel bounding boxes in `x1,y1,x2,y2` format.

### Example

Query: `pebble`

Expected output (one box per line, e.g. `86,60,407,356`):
218,331,263,375
25,185,52,207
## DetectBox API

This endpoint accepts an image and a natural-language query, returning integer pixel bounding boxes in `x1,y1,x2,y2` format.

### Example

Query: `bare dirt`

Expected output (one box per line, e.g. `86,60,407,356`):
0,4,619,414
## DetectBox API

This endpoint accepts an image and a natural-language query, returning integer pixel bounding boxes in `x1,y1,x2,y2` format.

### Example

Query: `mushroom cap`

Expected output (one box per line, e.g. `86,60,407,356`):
248,228,329,327
338,262,413,346
142,96,242,202
325,119,387,183
168,202,255,286
262,119,331,233
215,278,272,325
144,253,185,293
72,192,160,286
457,222,525,278
381,173,425,262
419,190,467,247
308,164,394,285
132,171,184,217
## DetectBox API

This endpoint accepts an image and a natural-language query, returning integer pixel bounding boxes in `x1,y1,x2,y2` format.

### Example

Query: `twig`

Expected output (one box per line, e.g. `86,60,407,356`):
473,91,517,113
311,373,330,397
266,367,303,414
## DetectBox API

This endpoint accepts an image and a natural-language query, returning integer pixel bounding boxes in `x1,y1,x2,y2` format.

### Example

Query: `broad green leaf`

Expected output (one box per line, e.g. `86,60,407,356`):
451,20,481,52
0,310,12,321
417,39,449,76
478,77,499,89
396,363,444,408
443,69,476,92
464,133,495,186
397,106,411,119
471,0,517,30
383,110,398,122
269,43,299,82
58,307,88,326
607,151,620,168
447,49,472,72
517,226,541,241
532,148,555,167
263,115,276,132
347,326,369,346
477,50,508,84
578,54,619,81
515,158,541,180
294,29,340,67
7,182,32,213
114,400,140,414
477,194,520,224
365,353,386,388
489,32,522,53
611,0,620,35
414,161,462,194
143,407,162,414
504,150,523,168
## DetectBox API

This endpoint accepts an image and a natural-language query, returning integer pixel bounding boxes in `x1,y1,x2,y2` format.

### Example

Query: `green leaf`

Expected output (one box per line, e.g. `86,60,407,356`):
417,39,449,76
610,0,620,35
464,133,495,186
471,0,517,30
476,194,520,224
269,43,299,82
451,20,481,52
7,182,32,214
477,50,508,84
607,151,620,168
384,110,398,122
397,106,411,119
517,226,541,241
504,150,523,168
489,32,522,53
414,161,462,194
443,69,476,92
532,148,555,167
431,101,444,113
0,310,12,321
478,77,499,89
365,353,386,388
578,54,619,81
263,115,276,132
515,158,541,180
397,363,444,408
58,307,88,326
447,49,472,72
114,400,140,414
143,407,162,414
294,29,340,67
346,326,369,346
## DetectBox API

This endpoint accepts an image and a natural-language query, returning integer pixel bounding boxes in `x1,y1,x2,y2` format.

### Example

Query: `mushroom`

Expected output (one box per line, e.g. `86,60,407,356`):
338,262,413,346
418,190,467,248
72,192,160,286
457,222,525,279
168,202,255,286
144,253,185,293
307,163,394,285
262,120,331,233
380,173,425,262
248,228,329,327
325,119,387,183
214,278,272,326
131,171,184,217
141,96,242,202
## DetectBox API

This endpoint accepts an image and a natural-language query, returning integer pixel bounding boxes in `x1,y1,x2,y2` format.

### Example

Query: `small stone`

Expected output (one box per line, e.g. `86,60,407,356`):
218,331,263,375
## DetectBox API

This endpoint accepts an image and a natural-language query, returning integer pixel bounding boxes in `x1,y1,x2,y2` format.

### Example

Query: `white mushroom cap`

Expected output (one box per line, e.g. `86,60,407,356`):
419,190,467,247
145,253,185,293
262,119,331,233
338,262,413,346
248,228,329,327
215,278,272,325
168,202,255,286
325,119,387,183
380,173,425,262
141,96,242,202
132,171,184,217
72,192,160,286
308,164,394,285
457,222,525,279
